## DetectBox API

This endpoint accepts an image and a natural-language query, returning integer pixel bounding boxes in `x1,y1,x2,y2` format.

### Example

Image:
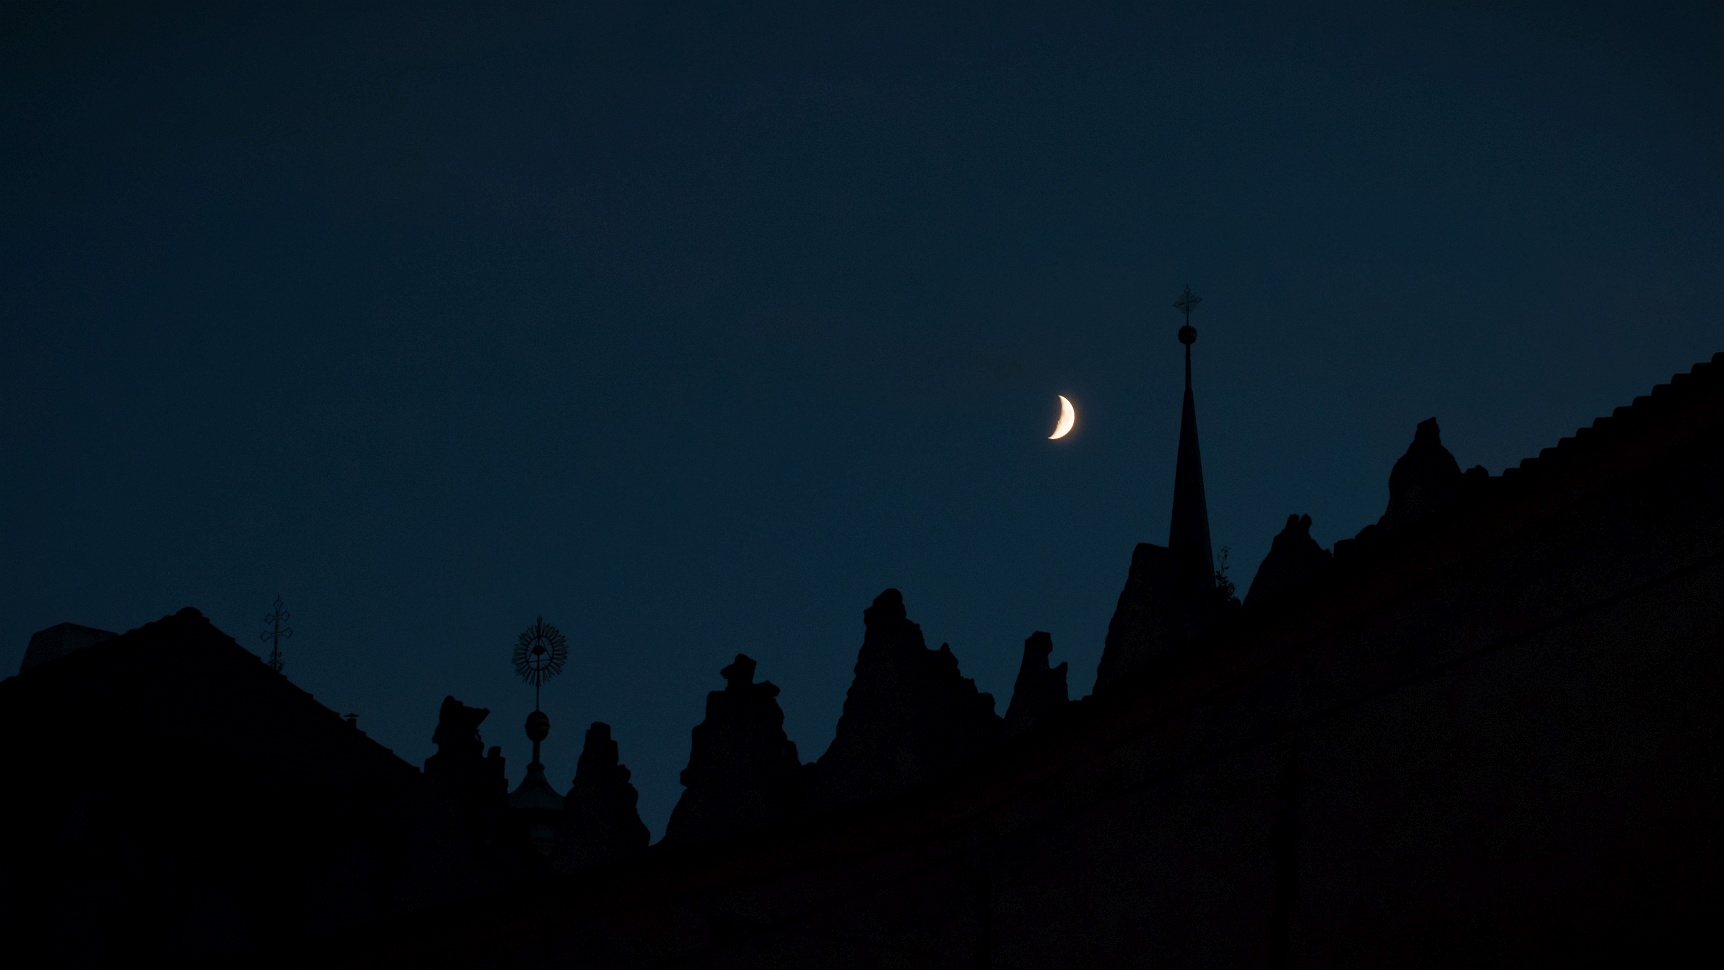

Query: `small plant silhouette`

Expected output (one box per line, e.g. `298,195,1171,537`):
1214,546,1239,605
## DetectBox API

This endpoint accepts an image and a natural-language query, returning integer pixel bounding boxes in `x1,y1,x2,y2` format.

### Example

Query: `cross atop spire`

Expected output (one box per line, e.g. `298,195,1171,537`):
1174,284,1202,323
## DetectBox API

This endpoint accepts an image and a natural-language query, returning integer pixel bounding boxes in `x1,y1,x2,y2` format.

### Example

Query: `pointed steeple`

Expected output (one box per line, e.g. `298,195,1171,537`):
1168,285,1215,589
1091,287,1222,693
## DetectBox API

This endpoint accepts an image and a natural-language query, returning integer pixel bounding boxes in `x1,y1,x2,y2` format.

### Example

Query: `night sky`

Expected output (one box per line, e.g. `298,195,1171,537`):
4,1,1720,838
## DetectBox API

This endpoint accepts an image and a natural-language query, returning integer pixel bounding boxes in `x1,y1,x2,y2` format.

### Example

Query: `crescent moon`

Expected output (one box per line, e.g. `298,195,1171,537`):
1049,395,1076,440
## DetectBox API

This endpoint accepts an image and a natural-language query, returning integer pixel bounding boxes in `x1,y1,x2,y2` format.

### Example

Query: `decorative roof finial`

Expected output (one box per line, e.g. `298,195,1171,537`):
1174,284,1202,346
509,616,570,828
513,616,568,713
260,595,292,674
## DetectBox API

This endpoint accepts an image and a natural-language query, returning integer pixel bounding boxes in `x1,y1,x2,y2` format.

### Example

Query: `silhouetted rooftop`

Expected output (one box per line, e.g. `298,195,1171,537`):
1501,351,1724,482
0,607,424,958
1,606,416,796
300,350,1724,966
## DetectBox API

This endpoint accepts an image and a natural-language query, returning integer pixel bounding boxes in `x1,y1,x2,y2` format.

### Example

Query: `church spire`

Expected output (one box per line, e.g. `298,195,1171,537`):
1169,285,1214,589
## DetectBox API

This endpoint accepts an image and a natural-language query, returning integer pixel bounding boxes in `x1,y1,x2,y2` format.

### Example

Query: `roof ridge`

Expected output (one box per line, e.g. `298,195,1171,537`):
1502,351,1722,478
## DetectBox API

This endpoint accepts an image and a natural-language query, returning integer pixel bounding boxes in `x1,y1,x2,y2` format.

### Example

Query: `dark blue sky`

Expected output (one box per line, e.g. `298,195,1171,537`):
4,1,1720,837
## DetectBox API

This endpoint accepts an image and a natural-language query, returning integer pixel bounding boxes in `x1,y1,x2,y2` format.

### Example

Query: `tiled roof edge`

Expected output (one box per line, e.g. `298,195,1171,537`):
1501,351,1724,480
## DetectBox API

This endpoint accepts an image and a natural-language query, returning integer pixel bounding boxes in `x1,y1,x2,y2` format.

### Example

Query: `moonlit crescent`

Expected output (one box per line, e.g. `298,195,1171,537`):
1049,395,1076,440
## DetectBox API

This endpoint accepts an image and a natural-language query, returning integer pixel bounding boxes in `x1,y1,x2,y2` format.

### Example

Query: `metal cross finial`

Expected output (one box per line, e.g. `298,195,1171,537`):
1173,284,1202,324
260,595,293,674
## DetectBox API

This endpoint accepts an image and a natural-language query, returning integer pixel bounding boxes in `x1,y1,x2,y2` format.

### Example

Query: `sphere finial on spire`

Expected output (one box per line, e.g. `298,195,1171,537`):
1174,284,1202,345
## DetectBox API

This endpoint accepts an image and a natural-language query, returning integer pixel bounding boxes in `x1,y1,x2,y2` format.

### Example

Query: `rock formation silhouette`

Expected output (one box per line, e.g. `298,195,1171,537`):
805,589,1001,813
662,654,803,848
1243,513,1335,610
1003,631,1067,737
553,722,649,872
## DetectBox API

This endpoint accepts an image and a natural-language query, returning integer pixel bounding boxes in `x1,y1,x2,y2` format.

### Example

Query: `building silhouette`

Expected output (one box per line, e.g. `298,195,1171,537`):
2,345,1720,967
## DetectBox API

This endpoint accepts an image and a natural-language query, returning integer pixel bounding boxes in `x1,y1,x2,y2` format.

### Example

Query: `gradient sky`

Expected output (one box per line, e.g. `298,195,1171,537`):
4,1,1720,837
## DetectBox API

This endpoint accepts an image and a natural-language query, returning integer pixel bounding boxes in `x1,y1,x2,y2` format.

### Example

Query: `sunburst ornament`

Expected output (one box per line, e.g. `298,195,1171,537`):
513,616,568,709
